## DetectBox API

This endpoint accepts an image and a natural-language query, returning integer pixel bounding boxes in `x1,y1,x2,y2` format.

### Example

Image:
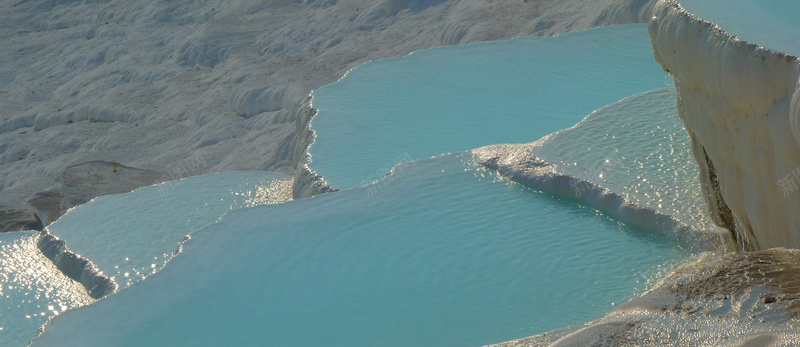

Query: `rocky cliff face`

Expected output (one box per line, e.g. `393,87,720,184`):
649,0,800,250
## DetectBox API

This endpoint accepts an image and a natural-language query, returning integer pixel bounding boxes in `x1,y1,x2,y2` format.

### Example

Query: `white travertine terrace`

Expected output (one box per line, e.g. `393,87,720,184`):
649,0,800,250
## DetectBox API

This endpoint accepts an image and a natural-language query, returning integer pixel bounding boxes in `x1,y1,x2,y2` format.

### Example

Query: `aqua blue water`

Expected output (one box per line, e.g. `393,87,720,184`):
0,231,92,346
0,172,290,345
10,2,800,346
46,171,290,289
310,24,671,189
11,17,735,347
680,0,800,56
534,88,724,239
33,154,687,347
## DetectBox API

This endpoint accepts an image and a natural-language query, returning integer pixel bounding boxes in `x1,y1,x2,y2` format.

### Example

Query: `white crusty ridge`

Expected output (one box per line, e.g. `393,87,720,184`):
649,0,800,250
473,143,724,252
472,87,732,253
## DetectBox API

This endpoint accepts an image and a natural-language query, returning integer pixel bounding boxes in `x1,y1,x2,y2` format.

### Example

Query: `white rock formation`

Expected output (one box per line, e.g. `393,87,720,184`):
649,0,800,250
473,88,731,252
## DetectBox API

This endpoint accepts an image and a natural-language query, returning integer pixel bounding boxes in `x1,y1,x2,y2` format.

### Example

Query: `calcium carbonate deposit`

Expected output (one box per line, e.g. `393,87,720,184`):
1,0,800,346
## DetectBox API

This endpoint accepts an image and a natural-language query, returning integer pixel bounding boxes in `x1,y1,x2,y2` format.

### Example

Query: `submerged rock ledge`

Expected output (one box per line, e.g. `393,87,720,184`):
36,233,117,299
473,143,724,252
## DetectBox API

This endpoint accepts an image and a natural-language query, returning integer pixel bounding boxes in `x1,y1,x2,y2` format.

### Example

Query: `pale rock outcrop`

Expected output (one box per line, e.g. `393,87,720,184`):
649,0,800,250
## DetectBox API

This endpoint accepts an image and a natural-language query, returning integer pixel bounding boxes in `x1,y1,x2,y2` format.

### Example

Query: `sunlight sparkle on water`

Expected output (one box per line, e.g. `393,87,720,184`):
0,232,94,345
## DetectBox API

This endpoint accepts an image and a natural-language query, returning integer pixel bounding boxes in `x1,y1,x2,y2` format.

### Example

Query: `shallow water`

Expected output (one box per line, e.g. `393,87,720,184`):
679,0,800,57
28,22,693,347
535,88,724,240
46,172,291,289
1,0,797,345
0,232,93,346
309,24,671,189
33,154,686,346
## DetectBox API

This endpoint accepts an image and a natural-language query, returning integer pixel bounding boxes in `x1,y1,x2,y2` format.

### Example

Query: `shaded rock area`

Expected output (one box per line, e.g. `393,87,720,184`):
665,249,800,318
0,161,162,231
61,161,161,208
0,208,42,232
649,0,800,250
26,189,63,225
